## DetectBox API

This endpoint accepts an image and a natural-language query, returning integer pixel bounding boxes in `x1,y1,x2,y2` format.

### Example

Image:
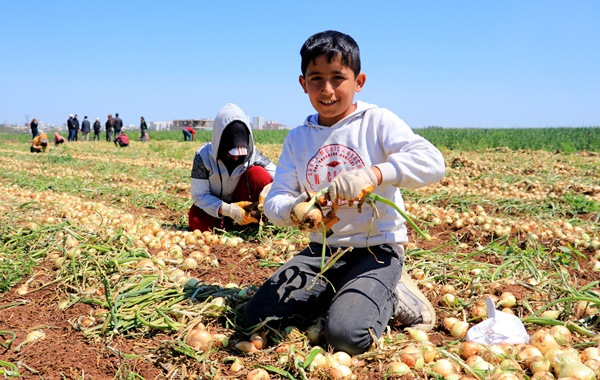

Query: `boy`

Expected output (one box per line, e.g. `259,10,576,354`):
243,30,445,355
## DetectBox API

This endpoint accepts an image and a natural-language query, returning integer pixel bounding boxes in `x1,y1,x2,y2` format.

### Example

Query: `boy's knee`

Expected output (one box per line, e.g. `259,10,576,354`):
325,322,372,355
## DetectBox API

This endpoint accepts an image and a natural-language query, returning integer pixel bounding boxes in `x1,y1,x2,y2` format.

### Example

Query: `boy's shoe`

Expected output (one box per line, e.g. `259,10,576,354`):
393,269,436,332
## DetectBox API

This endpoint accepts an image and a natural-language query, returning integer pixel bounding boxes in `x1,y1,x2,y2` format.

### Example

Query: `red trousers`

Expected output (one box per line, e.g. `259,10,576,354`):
188,165,273,232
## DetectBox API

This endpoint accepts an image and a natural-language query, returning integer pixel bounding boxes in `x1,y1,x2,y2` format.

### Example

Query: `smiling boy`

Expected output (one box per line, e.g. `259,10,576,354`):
243,30,445,354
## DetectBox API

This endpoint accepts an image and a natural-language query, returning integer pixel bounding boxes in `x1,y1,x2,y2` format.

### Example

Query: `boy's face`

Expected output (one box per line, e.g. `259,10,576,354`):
299,54,365,127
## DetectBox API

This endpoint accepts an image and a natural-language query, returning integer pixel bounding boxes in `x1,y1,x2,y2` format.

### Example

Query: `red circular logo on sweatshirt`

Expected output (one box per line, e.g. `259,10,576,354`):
305,144,365,191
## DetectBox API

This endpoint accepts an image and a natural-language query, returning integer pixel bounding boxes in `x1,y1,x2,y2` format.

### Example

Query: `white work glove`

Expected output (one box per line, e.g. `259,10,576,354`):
221,202,258,225
328,167,378,202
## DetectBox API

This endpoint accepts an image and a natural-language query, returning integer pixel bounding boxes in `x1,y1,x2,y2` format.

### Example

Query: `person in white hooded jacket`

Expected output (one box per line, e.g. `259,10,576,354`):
243,30,446,355
188,103,276,232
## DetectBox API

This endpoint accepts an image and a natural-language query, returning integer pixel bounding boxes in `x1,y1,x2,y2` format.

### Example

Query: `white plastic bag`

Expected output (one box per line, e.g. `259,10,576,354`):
466,297,529,345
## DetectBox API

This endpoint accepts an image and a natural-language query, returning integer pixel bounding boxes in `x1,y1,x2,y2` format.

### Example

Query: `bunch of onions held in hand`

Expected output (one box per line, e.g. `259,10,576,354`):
291,187,430,241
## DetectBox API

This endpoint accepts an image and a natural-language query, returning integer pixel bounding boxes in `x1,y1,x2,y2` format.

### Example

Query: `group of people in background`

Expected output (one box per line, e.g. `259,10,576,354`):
29,112,137,151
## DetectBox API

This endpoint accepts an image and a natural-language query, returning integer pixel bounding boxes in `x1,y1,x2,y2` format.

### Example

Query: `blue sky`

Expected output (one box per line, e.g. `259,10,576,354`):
1,1,598,129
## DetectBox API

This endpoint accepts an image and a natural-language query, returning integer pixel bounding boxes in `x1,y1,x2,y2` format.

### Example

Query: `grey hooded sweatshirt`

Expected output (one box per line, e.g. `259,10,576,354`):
190,103,276,218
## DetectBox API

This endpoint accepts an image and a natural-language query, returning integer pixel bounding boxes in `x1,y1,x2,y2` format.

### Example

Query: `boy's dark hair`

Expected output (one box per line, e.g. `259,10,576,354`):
300,30,361,77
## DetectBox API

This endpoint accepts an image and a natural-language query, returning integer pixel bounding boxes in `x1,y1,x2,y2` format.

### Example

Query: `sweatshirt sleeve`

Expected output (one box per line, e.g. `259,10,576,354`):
190,149,226,218
263,135,302,227
373,110,445,189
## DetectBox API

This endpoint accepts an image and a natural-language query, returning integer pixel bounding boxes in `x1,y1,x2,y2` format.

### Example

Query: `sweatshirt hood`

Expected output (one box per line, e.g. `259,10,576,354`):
210,103,254,161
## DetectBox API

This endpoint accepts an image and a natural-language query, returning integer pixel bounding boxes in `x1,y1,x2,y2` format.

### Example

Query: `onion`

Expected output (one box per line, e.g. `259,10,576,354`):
332,351,352,367
400,350,424,369
386,361,411,375
549,324,571,346
328,364,352,379
250,333,265,350
307,352,327,371
16,330,46,351
235,341,258,354
480,344,506,365
431,358,458,377
440,284,456,295
498,292,517,308
443,317,459,331
582,347,600,362
530,329,560,355
450,320,469,338
246,368,270,380
181,257,197,270
422,342,439,363
406,327,429,342
529,357,551,373
186,329,213,350
516,345,543,369
292,200,323,230
558,362,595,380
458,341,481,359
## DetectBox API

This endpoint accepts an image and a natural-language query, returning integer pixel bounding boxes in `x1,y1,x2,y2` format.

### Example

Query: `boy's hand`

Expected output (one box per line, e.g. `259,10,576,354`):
328,167,378,202
221,202,258,225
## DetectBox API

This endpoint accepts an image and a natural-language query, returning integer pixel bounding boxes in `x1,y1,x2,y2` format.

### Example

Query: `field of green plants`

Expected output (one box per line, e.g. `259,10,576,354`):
0,127,599,379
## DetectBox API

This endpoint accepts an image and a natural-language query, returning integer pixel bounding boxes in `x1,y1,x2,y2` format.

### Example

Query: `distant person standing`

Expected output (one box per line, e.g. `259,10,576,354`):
105,114,114,142
139,116,148,142
93,117,102,141
114,131,130,147
73,114,80,141
30,118,39,139
113,113,123,136
182,126,195,141
81,116,91,141
67,114,76,141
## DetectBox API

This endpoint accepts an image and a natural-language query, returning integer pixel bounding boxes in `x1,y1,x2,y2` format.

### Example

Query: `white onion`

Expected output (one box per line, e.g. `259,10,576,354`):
386,361,411,375
431,358,457,377
332,351,352,367
235,341,258,354
246,368,270,380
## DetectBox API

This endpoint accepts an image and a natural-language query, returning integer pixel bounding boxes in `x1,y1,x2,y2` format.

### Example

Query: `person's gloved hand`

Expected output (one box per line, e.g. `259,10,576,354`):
258,182,273,205
328,167,378,202
221,202,258,225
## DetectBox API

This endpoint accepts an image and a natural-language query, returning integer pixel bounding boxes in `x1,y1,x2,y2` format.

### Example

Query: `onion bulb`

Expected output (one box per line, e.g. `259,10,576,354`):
186,329,213,350
549,324,571,346
292,200,323,230
431,358,458,377
235,341,258,354
246,368,270,380
530,329,560,355
450,320,469,338
458,341,481,359
250,333,265,350
15,330,46,351
328,364,352,379
332,351,352,367
386,361,411,375
498,292,517,308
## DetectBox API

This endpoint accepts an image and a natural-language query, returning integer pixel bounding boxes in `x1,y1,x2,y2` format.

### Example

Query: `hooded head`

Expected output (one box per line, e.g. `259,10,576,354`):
211,104,253,157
